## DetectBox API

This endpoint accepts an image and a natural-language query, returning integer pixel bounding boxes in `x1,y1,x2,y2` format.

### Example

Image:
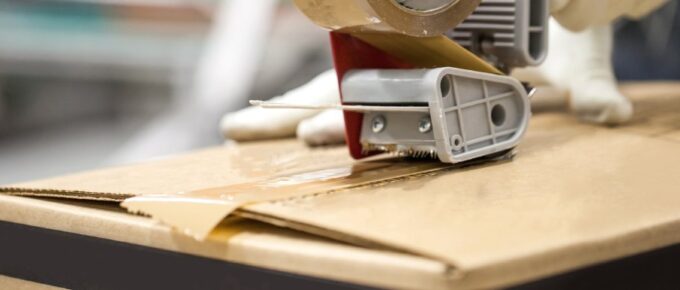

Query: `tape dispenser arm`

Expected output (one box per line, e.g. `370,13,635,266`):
287,0,546,163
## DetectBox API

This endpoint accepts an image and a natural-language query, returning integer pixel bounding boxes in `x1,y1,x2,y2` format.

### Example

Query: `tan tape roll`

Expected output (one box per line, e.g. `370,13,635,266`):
353,33,502,74
294,0,481,37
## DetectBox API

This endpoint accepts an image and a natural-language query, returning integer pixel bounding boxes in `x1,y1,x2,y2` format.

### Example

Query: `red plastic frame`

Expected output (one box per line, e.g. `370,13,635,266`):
329,32,414,159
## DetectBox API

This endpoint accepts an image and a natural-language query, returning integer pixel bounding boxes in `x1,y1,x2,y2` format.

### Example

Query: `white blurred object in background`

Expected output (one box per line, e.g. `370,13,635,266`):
514,0,669,124
108,0,331,164
220,69,339,142
0,0,331,183
106,0,278,164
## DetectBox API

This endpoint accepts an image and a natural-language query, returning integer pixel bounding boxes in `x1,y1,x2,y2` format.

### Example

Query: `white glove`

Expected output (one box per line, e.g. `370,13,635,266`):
513,0,667,124
220,69,346,145
550,0,668,31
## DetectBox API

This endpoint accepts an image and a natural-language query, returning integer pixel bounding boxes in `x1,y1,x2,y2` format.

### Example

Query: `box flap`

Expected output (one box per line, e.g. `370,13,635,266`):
0,194,452,290
1,140,354,201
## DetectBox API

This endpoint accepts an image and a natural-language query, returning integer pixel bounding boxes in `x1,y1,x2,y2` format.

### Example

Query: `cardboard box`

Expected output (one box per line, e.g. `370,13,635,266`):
0,275,64,290
0,194,452,289
2,82,680,289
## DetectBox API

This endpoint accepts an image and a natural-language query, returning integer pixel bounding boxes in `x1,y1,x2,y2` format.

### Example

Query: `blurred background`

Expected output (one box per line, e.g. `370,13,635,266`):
0,0,678,184
0,0,331,183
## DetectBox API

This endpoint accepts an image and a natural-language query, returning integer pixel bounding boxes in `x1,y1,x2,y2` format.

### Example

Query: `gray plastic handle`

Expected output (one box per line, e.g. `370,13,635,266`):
342,67,531,163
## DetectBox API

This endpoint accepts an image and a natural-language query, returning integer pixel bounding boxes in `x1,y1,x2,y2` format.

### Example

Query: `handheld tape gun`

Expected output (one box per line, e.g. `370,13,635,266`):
255,0,548,163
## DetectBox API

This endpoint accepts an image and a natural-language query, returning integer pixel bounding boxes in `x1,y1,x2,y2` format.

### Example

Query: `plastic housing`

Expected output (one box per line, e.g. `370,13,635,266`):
448,0,549,69
342,67,531,164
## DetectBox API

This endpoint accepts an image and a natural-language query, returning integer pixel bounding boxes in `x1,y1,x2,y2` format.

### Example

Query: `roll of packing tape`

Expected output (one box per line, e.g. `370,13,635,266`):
294,0,481,37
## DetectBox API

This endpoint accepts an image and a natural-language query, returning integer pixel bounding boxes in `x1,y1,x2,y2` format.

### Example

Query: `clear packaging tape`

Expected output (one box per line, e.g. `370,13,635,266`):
122,158,456,239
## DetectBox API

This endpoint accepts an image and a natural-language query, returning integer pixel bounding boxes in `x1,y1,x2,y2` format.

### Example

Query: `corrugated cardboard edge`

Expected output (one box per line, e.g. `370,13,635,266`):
0,194,455,290
0,275,66,290
457,217,680,289
0,188,131,202
0,151,514,283
234,136,680,289
241,203,680,290
6,138,680,288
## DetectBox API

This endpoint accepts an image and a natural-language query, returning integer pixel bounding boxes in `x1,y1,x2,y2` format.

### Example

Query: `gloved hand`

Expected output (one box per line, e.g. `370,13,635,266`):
220,69,346,145
513,0,668,124
221,0,668,146
550,0,667,31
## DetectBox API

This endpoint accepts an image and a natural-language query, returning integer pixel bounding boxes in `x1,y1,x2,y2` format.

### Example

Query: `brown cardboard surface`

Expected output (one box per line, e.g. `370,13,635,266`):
0,194,452,290
1,138,469,239
1,141,354,201
2,82,680,289
0,275,65,290
121,157,495,240
241,82,680,288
